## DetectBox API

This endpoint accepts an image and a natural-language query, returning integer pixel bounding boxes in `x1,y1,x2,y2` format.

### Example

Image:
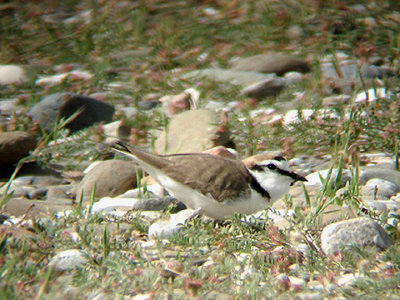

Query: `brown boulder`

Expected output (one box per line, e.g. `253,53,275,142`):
76,160,138,201
155,109,232,154
0,131,36,166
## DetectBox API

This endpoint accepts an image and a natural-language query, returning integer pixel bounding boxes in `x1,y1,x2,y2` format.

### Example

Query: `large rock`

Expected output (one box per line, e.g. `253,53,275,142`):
0,131,37,166
231,54,310,75
155,109,232,154
29,93,115,132
76,160,138,201
321,217,393,255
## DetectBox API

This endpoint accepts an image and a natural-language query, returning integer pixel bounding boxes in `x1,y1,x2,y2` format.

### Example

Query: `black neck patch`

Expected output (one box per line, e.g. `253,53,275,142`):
248,173,271,200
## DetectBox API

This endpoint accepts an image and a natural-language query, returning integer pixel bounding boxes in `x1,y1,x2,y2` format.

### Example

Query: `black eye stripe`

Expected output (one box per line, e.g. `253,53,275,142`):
251,163,277,171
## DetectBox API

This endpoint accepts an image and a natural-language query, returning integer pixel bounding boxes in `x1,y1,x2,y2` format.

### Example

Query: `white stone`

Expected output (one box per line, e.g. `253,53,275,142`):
204,100,226,111
148,209,199,239
283,109,314,126
284,71,304,84
49,249,88,271
91,197,139,213
0,65,25,85
355,88,391,103
35,70,93,86
305,169,351,186
337,273,362,286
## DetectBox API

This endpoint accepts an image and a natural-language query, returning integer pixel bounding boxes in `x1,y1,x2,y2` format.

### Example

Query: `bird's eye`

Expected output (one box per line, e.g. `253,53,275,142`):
267,163,277,170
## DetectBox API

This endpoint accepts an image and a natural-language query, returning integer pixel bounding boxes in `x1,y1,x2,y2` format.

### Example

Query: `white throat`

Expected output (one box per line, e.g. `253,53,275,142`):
248,168,293,202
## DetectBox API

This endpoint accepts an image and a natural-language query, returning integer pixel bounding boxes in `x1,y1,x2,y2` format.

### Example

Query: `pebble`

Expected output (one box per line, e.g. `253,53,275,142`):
284,71,304,85
241,76,286,99
0,65,26,85
322,95,351,106
363,200,400,213
283,109,314,126
148,209,199,239
49,249,89,271
204,100,227,112
231,53,310,75
336,273,362,287
35,70,93,86
0,98,22,114
101,120,131,141
92,195,183,214
361,185,398,200
183,68,272,85
354,88,391,103
321,217,393,255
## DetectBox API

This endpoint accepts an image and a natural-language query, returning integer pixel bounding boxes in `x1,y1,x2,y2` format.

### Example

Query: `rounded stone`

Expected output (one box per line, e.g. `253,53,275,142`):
29,93,115,132
321,217,393,255
0,131,37,167
241,76,286,99
76,160,138,201
49,249,89,271
231,53,310,75
0,65,26,85
155,109,232,154
360,168,400,188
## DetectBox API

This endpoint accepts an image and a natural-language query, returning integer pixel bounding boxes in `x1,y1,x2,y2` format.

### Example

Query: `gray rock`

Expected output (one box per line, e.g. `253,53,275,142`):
360,168,400,188
49,249,89,271
364,200,400,213
320,60,358,79
231,54,310,75
0,131,36,167
321,61,396,79
360,65,396,79
183,68,272,85
155,109,232,154
366,178,400,194
241,76,286,99
321,217,393,255
361,186,397,200
76,160,138,201
29,93,114,133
